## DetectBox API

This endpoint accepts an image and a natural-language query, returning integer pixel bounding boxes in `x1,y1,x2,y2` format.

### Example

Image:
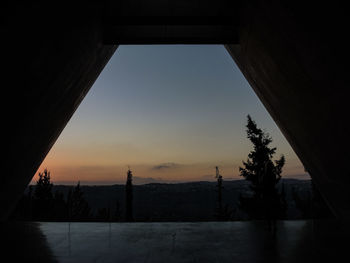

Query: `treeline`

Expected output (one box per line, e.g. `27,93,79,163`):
11,169,122,222
11,115,333,222
11,170,332,222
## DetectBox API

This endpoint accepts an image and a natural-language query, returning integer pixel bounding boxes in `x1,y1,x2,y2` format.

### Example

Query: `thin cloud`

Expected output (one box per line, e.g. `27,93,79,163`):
151,162,181,171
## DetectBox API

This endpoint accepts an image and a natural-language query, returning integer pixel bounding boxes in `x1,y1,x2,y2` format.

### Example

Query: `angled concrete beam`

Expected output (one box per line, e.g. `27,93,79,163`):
226,1,350,218
1,3,117,220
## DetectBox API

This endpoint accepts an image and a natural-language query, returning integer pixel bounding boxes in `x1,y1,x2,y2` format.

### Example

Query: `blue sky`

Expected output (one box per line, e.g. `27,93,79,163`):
36,45,308,184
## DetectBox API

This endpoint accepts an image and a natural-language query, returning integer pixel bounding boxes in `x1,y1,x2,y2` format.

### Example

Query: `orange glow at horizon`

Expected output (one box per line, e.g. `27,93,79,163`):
30,45,309,185
32,152,308,185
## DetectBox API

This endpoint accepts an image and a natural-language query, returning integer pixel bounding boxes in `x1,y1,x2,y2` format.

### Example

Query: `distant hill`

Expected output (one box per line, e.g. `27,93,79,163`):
48,179,313,221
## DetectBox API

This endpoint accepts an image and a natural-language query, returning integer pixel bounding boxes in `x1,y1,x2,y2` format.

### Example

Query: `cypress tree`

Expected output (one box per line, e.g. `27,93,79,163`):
125,168,133,222
239,115,286,220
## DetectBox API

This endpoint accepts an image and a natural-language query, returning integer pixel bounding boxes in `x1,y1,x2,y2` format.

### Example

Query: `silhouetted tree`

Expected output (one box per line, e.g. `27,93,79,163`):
67,182,91,221
214,166,233,221
125,168,133,222
239,115,286,220
215,166,223,219
33,169,54,220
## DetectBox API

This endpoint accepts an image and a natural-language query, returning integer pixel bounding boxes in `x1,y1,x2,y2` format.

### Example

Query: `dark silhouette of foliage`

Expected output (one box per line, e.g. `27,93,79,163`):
125,168,134,222
239,115,286,220
11,170,126,222
214,166,234,221
33,169,54,220
215,166,223,219
67,182,91,221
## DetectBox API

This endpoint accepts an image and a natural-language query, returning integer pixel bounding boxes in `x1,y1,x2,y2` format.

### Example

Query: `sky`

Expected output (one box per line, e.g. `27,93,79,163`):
34,45,309,185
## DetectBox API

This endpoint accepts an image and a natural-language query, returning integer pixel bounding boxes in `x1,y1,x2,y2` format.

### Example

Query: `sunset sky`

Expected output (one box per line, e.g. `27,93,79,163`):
34,45,308,185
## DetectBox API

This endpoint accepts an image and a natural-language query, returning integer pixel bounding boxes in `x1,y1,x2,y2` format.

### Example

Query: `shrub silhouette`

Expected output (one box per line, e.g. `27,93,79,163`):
33,169,54,220
67,182,91,221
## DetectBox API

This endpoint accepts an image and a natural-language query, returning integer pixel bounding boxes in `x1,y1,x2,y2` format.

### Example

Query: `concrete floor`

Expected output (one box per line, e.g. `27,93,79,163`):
1,220,349,262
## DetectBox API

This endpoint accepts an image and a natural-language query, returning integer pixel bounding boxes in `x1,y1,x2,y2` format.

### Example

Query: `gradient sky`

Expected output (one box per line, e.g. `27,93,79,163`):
34,45,309,185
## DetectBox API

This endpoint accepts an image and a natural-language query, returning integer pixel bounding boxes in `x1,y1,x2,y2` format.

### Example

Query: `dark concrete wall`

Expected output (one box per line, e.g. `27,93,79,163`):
1,3,117,220
226,1,350,217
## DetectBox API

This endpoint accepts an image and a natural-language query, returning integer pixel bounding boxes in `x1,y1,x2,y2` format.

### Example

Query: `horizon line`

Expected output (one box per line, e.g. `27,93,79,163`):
28,177,311,186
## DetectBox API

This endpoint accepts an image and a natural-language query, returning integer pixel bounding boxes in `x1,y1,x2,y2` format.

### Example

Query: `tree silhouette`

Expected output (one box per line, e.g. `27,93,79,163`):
215,166,223,218
239,115,286,220
215,166,229,220
34,169,54,220
67,182,91,221
125,168,133,222
214,166,233,221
